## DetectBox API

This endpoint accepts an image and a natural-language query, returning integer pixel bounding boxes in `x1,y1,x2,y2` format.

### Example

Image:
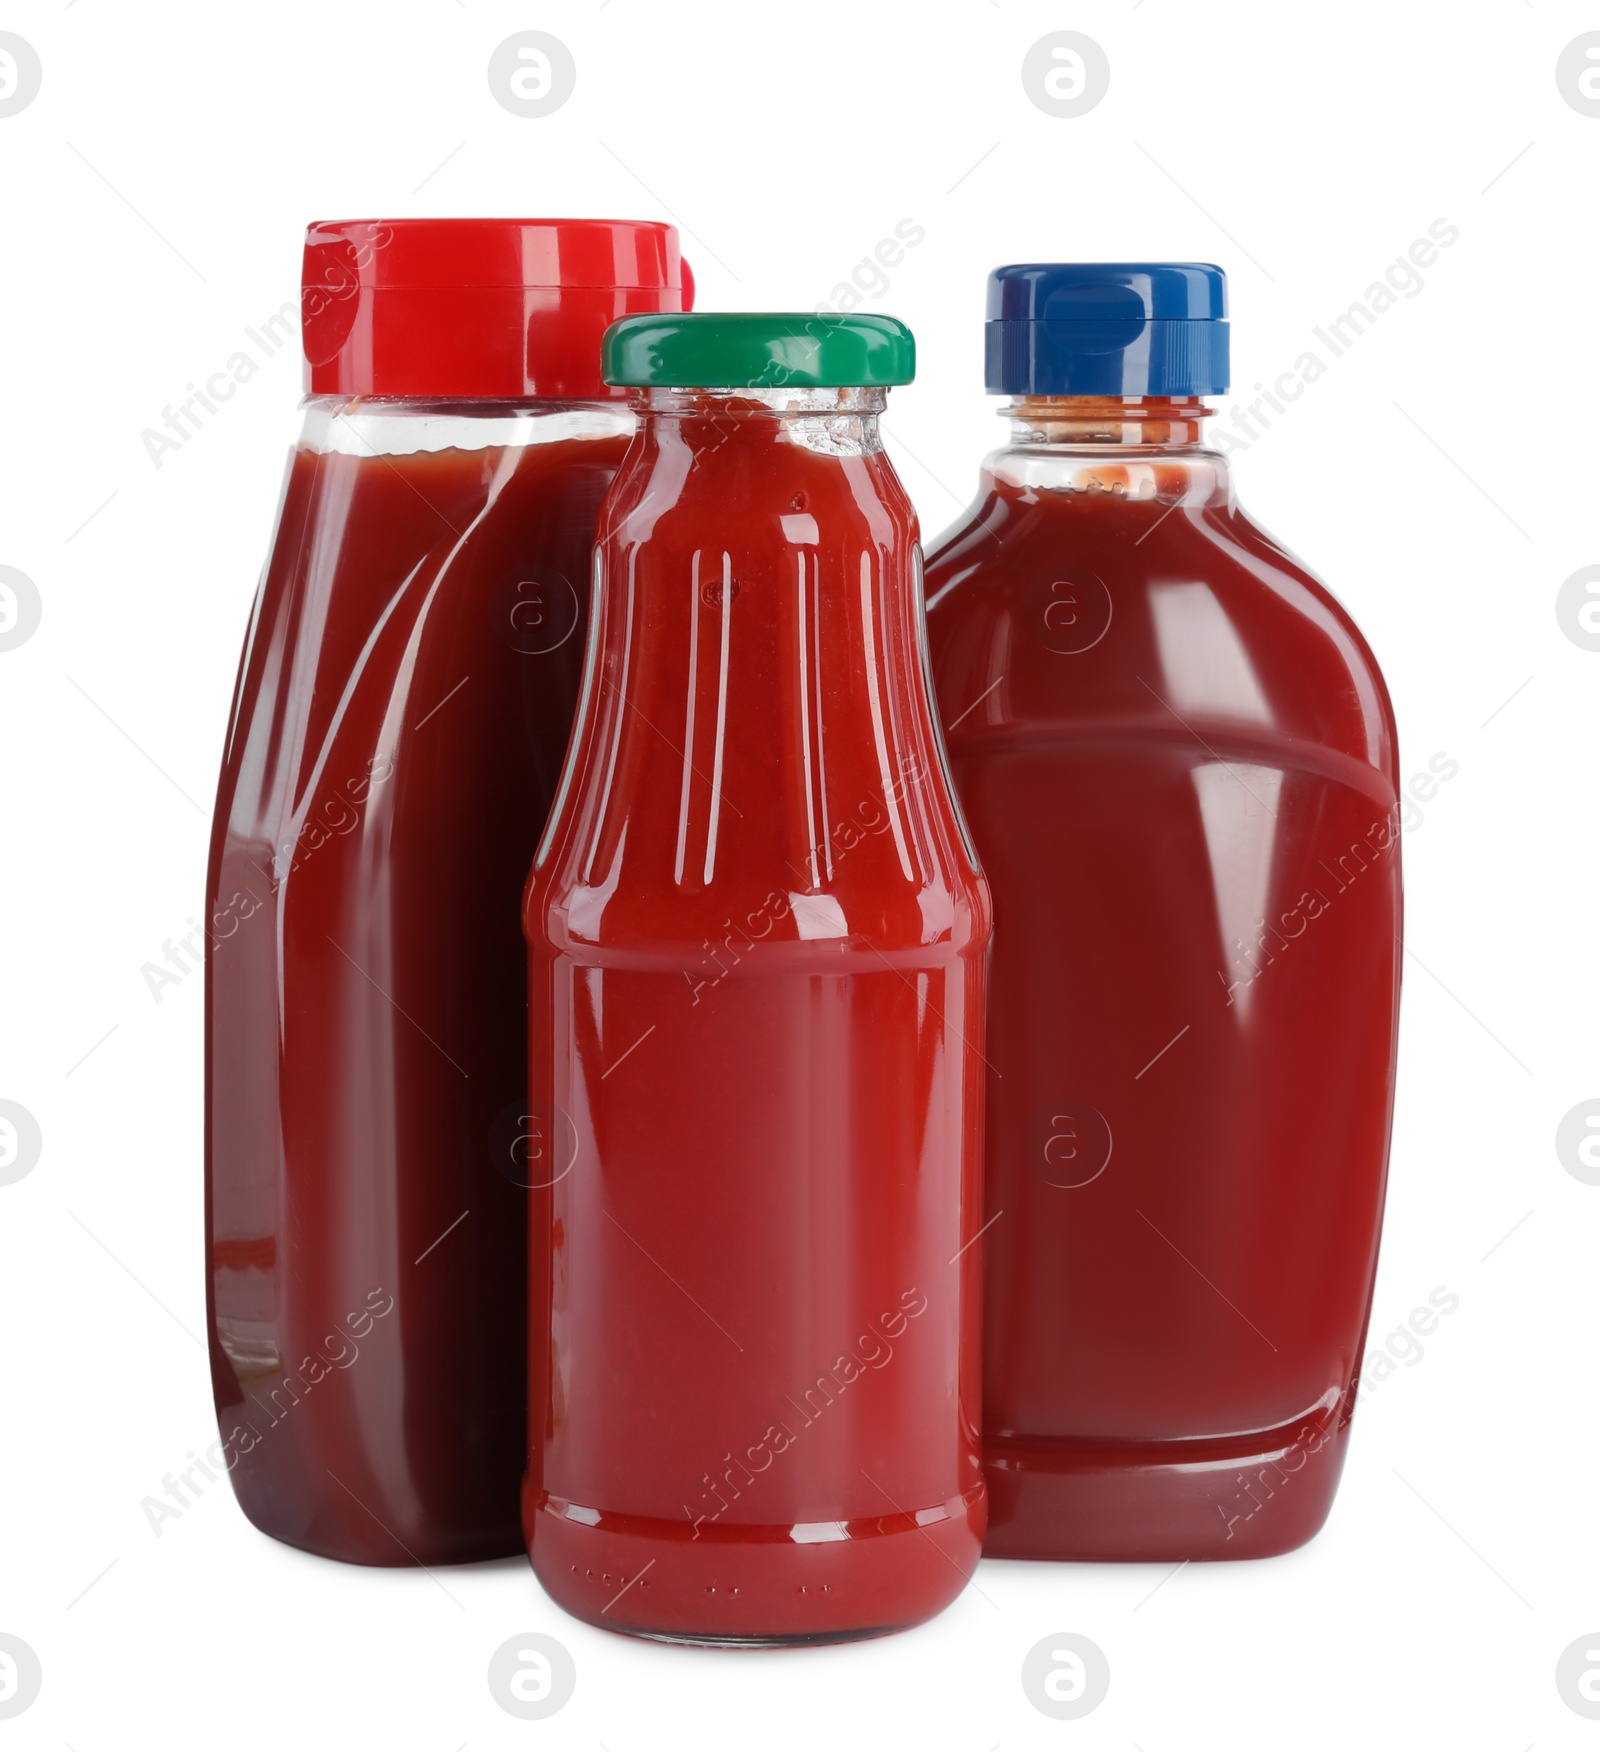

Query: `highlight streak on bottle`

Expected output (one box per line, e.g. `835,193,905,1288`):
583,544,639,888
674,548,704,886
703,551,734,886
810,551,834,884
858,552,915,883
796,553,820,889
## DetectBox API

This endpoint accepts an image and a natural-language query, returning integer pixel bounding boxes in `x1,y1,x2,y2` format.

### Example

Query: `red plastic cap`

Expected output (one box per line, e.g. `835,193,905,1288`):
301,218,695,400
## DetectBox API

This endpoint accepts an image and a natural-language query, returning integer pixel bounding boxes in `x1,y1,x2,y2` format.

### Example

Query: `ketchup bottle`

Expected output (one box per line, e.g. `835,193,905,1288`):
523,314,991,1641
205,219,691,1564
924,264,1401,1560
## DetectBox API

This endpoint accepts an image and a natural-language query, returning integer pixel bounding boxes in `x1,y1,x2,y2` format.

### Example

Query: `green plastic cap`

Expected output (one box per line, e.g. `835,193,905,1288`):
602,312,915,389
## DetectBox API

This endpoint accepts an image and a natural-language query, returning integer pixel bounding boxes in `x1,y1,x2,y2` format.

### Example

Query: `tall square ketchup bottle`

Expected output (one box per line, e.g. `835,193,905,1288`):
205,220,690,1563
924,265,1401,1559
523,315,991,1640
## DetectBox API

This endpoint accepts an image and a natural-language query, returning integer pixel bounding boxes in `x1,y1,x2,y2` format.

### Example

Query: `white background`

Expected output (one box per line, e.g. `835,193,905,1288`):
2,0,1595,1745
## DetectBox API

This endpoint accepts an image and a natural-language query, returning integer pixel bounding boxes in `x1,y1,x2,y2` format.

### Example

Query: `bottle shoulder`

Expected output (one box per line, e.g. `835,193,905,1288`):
529,418,984,964
598,429,918,560
924,475,1397,783
525,722,991,959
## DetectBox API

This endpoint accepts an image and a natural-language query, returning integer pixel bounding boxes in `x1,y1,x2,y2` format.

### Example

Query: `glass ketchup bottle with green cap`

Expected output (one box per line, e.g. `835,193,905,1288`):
924,264,1401,1560
523,313,991,1641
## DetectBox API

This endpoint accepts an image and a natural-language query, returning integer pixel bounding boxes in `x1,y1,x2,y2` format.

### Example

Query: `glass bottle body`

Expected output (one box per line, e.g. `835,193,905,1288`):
524,387,991,1640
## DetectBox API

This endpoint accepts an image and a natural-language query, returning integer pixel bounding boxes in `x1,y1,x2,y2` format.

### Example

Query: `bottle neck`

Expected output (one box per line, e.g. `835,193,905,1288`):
630,383,886,449
298,396,631,458
990,395,1229,506
1002,396,1212,448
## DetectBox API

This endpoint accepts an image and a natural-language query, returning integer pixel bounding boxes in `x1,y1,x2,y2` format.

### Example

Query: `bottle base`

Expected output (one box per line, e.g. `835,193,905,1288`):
226,1461,524,1567
624,1625,908,1650
983,1415,1350,1562
525,1482,986,1643
241,1516,526,1569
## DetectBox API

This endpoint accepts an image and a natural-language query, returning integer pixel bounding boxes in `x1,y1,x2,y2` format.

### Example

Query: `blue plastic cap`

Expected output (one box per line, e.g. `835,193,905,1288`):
985,262,1229,396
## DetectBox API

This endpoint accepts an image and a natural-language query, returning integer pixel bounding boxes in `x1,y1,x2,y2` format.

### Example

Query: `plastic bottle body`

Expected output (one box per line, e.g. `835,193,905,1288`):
925,400,1400,1560
206,396,629,1563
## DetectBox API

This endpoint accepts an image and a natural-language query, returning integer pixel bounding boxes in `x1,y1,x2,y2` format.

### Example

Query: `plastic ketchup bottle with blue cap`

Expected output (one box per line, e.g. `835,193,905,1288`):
523,313,990,1641
924,264,1402,1560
